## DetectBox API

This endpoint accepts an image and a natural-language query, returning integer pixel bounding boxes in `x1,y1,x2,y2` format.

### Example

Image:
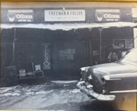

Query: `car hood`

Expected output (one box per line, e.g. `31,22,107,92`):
90,62,137,76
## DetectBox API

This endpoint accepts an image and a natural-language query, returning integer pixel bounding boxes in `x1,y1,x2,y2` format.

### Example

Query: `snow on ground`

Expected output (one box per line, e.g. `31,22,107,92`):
1,81,136,111
0,82,91,110
51,80,78,84
0,83,54,97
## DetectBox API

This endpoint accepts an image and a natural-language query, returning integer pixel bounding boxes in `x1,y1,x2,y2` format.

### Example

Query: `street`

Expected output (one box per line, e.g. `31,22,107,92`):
0,81,136,111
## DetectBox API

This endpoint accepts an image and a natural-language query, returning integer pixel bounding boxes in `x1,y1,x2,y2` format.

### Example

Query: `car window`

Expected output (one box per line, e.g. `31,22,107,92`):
121,50,137,64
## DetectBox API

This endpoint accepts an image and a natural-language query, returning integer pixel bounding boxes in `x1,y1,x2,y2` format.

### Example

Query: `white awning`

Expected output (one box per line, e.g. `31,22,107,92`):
1,22,137,31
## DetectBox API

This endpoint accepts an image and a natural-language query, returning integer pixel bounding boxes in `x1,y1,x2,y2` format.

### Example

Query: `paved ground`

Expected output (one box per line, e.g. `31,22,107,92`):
0,81,136,111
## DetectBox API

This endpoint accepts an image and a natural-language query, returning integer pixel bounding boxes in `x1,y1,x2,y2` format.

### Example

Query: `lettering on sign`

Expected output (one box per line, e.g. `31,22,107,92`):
7,10,34,22
95,9,120,22
44,10,85,21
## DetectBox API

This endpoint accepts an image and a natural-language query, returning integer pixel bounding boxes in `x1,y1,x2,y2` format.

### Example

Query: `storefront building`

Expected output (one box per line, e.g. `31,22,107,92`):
1,2,137,80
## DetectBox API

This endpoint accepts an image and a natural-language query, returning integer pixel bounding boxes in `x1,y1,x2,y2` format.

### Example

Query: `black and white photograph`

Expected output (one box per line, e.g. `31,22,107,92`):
0,2,137,111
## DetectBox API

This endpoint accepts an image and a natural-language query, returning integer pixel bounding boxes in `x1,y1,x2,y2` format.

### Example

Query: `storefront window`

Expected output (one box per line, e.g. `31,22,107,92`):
114,39,125,48
59,48,75,60
126,39,134,49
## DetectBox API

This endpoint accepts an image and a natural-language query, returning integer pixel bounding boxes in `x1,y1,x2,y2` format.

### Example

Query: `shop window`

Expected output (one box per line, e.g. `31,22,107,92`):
126,39,134,49
59,48,75,60
114,39,134,49
114,39,125,48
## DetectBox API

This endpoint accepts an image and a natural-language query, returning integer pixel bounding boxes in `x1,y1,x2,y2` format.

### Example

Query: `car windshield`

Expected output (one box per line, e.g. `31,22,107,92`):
121,49,137,64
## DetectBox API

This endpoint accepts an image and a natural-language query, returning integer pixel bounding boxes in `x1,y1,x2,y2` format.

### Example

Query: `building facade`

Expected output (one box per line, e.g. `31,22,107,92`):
1,2,136,80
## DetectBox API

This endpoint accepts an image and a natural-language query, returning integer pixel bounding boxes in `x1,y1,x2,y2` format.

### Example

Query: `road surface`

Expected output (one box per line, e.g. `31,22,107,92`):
0,81,136,111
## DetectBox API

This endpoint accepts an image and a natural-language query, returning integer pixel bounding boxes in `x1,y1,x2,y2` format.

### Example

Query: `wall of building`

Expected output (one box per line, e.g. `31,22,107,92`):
1,26,134,80
1,4,135,80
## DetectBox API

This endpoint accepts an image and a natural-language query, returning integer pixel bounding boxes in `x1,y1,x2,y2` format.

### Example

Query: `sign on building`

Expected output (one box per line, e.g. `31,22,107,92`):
95,9,120,22
7,9,34,22
44,9,85,21
43,43,51,70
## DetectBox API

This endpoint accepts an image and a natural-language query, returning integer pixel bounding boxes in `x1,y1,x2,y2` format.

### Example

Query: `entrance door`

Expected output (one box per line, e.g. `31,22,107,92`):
52,40,89,79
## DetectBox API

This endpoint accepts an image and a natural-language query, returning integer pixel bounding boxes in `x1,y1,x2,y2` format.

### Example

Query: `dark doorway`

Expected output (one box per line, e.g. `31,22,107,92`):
51,40,90,80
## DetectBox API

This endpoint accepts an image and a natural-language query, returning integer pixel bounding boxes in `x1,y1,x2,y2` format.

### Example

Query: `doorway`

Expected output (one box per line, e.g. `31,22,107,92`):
52,40,90,79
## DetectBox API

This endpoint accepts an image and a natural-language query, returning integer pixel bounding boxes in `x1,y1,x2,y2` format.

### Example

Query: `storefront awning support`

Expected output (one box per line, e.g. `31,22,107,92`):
98,27,103,63
12,28,17,65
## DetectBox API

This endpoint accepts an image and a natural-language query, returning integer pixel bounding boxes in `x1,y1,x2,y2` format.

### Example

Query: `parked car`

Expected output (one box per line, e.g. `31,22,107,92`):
77,48,137,101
